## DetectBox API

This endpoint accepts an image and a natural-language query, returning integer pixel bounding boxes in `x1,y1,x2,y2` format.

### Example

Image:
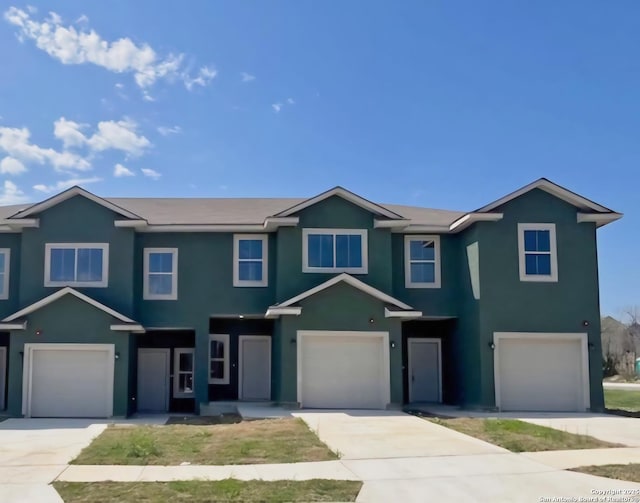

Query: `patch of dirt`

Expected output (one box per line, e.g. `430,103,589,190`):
165,413,242,425
605,408,640,419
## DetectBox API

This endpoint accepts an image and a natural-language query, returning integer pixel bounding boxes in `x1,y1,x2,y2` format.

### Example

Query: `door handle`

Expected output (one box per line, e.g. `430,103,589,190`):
411,375,415,382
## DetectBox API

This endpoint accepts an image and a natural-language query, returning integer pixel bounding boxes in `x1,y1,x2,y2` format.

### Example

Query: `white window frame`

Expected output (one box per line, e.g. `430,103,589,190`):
233,234,268,287
404,235,441,288
209,334,230,385
0,249,10,300
143,248,178,300
518,223,558,282
173,347,195,398
302,228,368,274
44,243,109,288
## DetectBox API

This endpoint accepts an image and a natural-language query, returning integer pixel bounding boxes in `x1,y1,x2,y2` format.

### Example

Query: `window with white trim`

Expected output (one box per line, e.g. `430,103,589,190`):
518,223,558,282
233,234,268,287
143,248,178,300
404,235,441,288
45,243,109,287
0,249,10,299
173,348,194,397
302,229,367,273
209,334,230,384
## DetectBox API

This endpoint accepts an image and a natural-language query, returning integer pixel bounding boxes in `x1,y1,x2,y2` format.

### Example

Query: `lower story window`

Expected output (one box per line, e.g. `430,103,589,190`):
209,334,230,384
174,348,194,398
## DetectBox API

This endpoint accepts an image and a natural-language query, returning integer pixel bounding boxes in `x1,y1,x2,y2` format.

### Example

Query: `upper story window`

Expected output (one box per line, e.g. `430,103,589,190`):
45,243,109,288
233,234,268,287
0,249,10,299
404,235,441,288
302,228,368,274
518,223,558,282
143,248,178,300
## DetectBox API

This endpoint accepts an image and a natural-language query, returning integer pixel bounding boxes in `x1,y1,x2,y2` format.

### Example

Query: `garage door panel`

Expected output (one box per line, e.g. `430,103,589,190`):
299,333,388,409
28,346,114,418
497,336,586,412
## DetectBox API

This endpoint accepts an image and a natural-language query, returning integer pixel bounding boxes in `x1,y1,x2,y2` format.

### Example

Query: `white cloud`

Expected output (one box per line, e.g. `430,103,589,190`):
142,92,155,102
114,163,134,177
114,82,124,89
53,117,151,156
287,98,295,105
0,180,28,204
241,72,255,82
0,156,27,175
141,168,161,180
33,176,102,193
75,14,88,24
0,125,90,171
157,125,181,136
4,7,215,93
272,103,282,113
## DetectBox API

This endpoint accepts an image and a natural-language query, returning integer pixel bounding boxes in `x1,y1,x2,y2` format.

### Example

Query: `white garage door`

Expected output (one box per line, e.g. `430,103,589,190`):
495,334,588,412
25,344,114,418
298,331,390,409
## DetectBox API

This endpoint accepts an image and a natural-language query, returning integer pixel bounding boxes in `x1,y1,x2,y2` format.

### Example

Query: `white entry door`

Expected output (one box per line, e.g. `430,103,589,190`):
137,348,170,412
23,344,114,418
297,331,390,409
408,338,442,403
239,336,271,400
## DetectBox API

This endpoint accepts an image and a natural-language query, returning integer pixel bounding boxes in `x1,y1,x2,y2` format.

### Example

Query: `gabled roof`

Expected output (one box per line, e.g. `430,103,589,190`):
476,178,615,214
273,186,405,220
8,186,143,220
266,273,415,319
3,287,137,323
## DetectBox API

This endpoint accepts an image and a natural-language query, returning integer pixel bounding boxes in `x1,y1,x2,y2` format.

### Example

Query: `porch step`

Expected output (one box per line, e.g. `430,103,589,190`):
200,401,275,416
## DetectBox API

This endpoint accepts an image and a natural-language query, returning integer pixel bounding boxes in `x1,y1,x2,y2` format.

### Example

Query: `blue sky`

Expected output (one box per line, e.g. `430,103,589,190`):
0,1,637,315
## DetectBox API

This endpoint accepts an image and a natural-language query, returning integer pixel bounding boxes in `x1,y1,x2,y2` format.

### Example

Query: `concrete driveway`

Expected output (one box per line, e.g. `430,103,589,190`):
294,410,640,503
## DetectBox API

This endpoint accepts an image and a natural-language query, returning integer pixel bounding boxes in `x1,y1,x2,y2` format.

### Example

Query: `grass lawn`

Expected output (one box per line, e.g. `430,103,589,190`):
605,389,640,412
53,479,363,503
571,464,640,483
72,418,337,465
429,417,619,452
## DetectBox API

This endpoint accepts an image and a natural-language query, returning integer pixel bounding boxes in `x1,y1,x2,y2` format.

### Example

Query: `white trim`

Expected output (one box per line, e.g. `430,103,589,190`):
238,335,271,400
140,224,268,233
209,333,230,385
477,178,613,213
11,186,142,220
263,216,299,231
296,330,391,409
3,287,135,323
275,186,404,219
265,306,302,318
0,321,26,330
492,332,590,411
233,234,268,287
517,223,558,282
384,308,422,318
137,348,170,412
0,346,5,410
449,213,503,232
275,273,413,310
408,338,442,403
114,219,148,228
6,219,39,229
0,248,10,300
0,227,22,234
110,324,145,333
173,347,195,398
143,248,178,300
21,343,115,417
374,219,410,229
302,228,368,274
44,243,109,288
577,212,623,227
404,235,441,289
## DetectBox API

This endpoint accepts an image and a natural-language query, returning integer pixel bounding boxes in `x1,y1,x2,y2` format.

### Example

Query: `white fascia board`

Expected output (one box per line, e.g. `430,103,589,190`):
0,321,27,330
449,213,503,232
263,216,299,231
110,324,146,333
384,308,423,318
265,306,302,318
139,224,267,233
476,179,613,213
393,224,451,234
7,219,39,229
577,212,623,227
0,226,22,233
3,287,136,323
114,219,148,228
374,219,411,229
